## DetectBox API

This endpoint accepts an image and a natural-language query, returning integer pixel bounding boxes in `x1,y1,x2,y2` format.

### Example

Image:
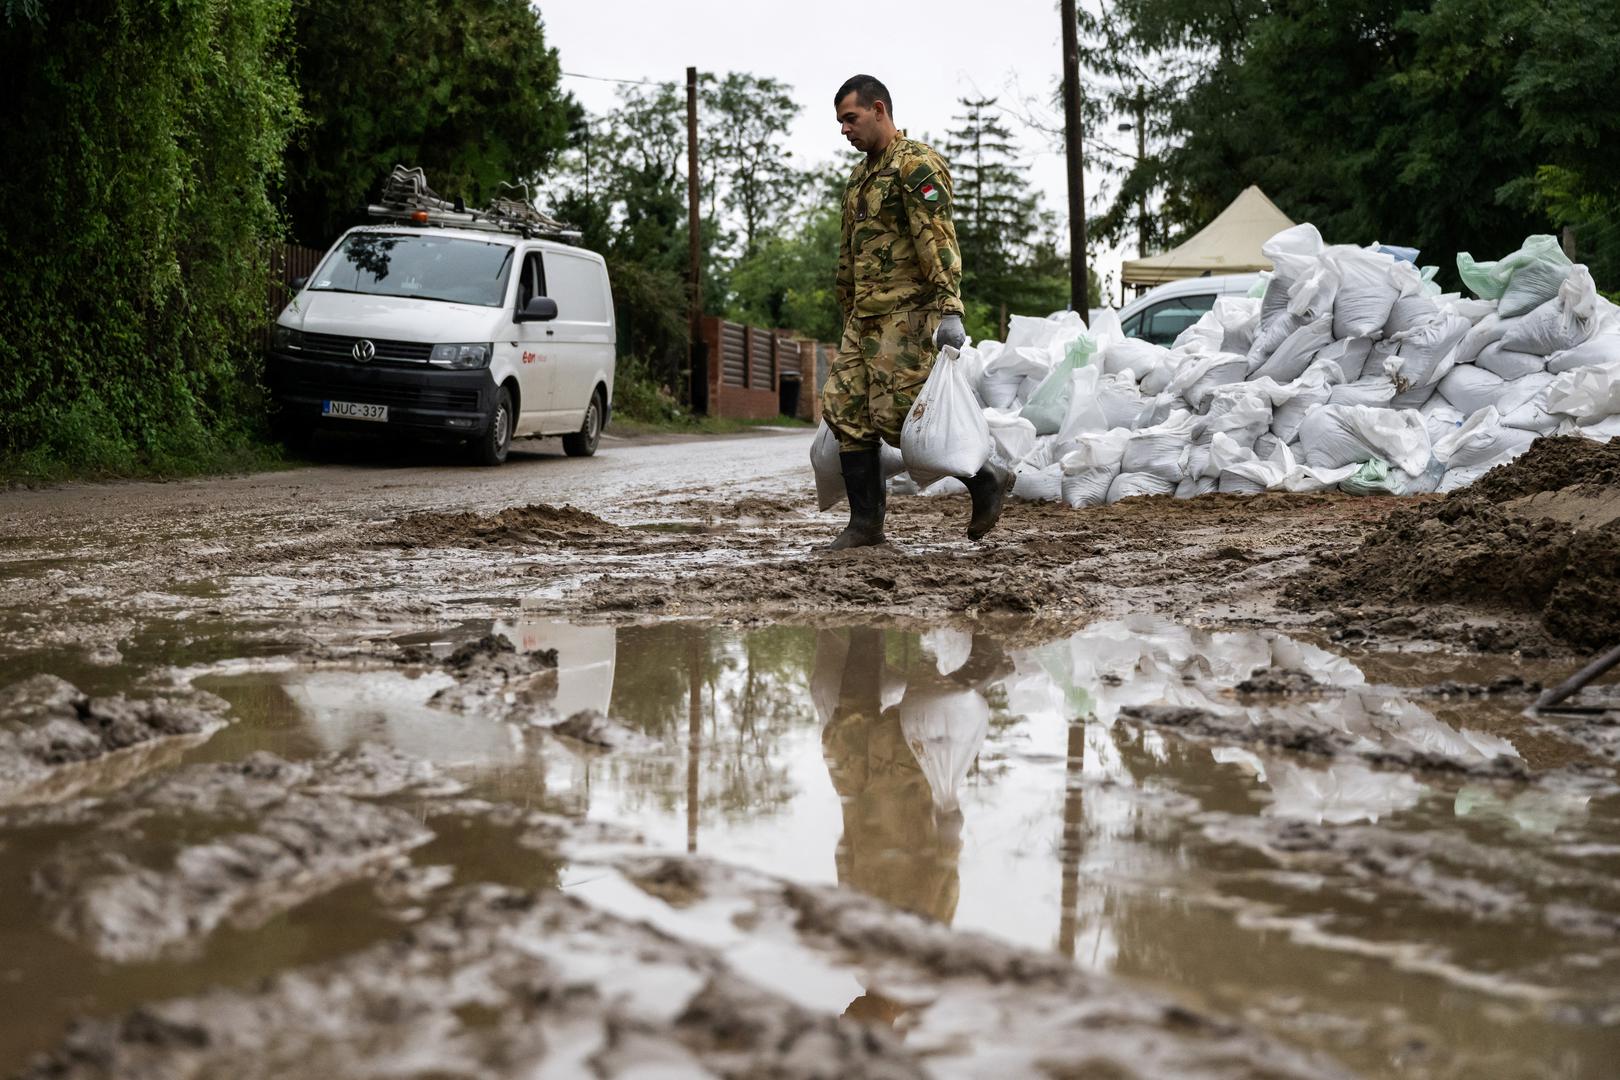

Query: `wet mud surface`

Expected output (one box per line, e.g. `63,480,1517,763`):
3,432,1619,1077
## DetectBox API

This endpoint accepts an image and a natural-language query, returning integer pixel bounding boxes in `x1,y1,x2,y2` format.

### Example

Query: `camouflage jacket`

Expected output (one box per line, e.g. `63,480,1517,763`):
837,135,964,321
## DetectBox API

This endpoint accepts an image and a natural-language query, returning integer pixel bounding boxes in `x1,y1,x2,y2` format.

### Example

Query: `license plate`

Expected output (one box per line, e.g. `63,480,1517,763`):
322,400,388,422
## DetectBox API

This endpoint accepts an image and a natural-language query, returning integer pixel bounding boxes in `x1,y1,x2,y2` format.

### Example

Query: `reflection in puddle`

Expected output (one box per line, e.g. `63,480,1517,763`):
156,619,1620,1073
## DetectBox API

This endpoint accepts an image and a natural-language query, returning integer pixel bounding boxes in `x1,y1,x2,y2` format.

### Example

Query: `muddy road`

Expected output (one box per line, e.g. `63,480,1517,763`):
2,429,1618,1078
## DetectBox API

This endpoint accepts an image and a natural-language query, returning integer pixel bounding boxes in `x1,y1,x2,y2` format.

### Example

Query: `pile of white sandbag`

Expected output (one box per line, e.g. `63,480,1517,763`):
811,226,1620,508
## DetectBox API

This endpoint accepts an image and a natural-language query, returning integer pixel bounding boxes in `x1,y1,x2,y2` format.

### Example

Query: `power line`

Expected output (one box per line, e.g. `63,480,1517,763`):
562,70,665,87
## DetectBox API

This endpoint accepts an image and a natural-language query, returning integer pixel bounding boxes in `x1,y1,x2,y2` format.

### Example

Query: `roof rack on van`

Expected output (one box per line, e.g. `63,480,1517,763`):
366,165,582,242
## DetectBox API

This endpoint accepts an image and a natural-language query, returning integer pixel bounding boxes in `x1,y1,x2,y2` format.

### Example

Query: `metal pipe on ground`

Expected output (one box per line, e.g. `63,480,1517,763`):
1535,642,1620,711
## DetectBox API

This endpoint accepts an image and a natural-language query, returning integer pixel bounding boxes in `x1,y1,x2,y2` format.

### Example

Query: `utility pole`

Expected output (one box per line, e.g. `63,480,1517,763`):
1060,0,1089,323
1134,88,1147,258
686,66,708,413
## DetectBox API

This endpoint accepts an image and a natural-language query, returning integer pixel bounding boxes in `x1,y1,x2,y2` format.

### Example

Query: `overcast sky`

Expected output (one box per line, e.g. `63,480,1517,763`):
543,0,1134,305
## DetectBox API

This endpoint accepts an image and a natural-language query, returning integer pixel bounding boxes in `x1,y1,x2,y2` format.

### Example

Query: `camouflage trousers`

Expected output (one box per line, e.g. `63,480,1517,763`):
822,309,941,451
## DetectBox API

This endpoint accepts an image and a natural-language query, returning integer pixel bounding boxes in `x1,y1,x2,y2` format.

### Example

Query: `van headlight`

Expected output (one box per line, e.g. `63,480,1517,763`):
429,343,492,369
271,325,304,352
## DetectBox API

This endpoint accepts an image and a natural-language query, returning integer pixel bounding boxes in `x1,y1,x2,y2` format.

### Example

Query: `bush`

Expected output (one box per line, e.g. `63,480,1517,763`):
613,354,689,424
0,0,300,474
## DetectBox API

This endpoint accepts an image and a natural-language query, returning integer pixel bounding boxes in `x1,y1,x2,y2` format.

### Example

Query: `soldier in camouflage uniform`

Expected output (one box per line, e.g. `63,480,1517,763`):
823,75,1012,550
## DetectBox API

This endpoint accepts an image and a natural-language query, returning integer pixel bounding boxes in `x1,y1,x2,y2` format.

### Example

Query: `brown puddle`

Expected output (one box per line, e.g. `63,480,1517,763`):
1,615,1618,1076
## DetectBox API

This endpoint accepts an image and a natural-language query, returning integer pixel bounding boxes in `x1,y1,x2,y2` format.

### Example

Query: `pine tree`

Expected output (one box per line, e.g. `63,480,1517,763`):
944,97,1077,335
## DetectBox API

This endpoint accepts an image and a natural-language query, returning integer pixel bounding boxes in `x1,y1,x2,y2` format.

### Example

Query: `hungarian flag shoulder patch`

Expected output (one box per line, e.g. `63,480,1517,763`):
918,181,940,203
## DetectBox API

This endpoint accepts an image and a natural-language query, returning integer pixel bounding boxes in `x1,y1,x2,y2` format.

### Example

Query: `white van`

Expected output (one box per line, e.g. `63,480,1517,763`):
268,215,615,465
1117,272,1263,346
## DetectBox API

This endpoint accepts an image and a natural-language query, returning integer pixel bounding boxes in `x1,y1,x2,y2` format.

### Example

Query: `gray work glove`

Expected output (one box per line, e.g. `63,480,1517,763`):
933,313,966,351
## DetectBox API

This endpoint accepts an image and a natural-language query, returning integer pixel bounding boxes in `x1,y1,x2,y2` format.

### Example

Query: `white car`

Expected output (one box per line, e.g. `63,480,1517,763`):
1117,272,1264,346
268,219,615,465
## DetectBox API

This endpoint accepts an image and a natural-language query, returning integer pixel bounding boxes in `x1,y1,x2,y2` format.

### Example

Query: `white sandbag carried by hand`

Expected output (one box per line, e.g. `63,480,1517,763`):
1458,234,1574,318
1106,471,1177,503
1475,341,1547,380
1249,314,1334,382
1437,365,1506,415
1328,245,1417,340
985,409,1038,466
1432,406,1537,469
901,345,993,486
1544,358,1620,419
811,421,906,511
1297,404,1432,475
1498,266,1601,356
1012,461,1063,502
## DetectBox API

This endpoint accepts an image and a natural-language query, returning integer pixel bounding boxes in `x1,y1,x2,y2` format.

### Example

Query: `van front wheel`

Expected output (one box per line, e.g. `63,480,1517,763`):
563,391,603,458
471,387,513,466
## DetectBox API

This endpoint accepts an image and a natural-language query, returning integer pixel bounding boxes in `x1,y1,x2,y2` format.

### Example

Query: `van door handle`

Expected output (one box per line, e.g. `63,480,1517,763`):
545,329,554,336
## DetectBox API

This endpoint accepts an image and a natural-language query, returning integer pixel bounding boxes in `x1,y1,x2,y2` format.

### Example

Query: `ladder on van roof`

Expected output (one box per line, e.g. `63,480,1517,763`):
366,165,583,242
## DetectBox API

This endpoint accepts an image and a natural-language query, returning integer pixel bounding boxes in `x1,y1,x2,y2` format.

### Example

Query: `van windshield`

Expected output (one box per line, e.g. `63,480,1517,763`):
310,233,515,307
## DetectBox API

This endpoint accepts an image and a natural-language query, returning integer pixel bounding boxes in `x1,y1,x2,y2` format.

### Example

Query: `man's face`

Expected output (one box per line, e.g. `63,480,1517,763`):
836,92,885,154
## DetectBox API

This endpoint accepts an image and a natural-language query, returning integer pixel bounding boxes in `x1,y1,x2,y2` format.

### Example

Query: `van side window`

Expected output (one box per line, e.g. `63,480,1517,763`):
518,252,547,311
1139,294,1216,345
541,251,609,323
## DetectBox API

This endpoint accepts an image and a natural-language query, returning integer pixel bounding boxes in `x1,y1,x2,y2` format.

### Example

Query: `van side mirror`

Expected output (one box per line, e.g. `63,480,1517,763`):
290,276,308,291
516,296,558,323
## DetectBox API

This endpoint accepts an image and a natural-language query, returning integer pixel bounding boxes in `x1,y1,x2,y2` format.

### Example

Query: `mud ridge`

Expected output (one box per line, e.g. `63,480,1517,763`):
386,503,625,548
1285,437,1620,651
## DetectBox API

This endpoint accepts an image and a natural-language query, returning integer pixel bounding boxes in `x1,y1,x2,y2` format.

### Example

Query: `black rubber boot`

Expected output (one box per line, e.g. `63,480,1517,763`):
826,448,887,550
961,459,1014,541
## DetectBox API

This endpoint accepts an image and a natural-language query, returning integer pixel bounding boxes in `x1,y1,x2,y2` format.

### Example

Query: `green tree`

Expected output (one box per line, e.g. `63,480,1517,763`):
725,166,844,343
1084,0,1620,289
1,0,301,471
943,97,1090,337
283,0,576,247
703,73,801,256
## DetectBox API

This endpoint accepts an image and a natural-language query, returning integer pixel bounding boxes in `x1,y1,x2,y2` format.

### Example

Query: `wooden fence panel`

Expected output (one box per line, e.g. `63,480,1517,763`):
720,322,747,387
748,327,774,389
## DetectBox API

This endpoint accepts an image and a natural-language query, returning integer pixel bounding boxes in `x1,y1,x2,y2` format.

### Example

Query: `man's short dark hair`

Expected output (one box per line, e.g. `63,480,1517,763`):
835,75,892,117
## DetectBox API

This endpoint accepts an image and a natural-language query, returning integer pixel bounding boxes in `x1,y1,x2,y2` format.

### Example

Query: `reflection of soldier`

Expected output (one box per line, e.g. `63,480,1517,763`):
823,74,1012,550
816,628,1005,926
817,627,1004,1028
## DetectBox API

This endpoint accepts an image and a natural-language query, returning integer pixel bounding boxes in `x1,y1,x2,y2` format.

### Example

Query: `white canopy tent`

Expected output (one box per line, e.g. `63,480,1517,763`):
1121,186,1295,289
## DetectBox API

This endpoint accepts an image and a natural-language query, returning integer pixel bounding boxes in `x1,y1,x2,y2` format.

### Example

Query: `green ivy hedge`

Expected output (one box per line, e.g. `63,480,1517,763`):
0,0,301,475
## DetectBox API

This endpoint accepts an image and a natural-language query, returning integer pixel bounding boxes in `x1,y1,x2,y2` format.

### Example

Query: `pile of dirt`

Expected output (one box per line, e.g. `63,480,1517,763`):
1285,438,1620,650
386,504,623,548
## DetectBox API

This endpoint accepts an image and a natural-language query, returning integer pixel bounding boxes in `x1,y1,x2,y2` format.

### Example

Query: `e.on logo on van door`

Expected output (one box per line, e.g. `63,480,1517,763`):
265,165,616,467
